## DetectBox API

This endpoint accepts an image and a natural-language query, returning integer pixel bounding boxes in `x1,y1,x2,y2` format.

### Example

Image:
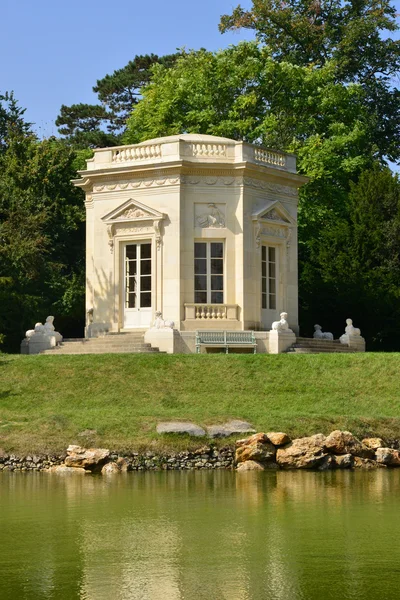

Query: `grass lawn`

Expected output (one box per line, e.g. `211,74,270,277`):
1,352,400,454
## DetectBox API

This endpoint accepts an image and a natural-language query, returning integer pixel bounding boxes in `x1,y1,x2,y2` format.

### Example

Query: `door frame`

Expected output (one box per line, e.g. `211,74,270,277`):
123,241,153,329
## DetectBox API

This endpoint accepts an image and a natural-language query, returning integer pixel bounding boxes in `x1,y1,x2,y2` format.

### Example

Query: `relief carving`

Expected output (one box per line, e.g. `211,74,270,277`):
196,203,225,228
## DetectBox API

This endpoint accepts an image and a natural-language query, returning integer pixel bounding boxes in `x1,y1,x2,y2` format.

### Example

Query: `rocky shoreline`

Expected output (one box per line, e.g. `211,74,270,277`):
1,431,400,474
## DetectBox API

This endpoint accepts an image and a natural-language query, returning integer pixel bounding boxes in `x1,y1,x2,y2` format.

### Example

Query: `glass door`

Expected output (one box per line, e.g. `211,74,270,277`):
124,243,152,328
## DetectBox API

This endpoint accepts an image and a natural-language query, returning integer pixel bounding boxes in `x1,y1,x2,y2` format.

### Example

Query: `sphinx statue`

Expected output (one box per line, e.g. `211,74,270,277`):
313,324,334,341
340,318,361,345
271,312,291,332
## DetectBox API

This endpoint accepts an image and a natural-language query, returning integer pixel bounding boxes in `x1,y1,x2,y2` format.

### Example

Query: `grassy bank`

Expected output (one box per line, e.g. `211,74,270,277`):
1,353,400,454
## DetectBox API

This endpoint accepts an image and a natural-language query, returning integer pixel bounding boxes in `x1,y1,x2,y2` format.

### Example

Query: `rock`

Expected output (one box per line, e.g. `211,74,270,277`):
375,447,400,466
156,422,206,437
266,432,291,446
236,432,270,447
353,457,386,469
362,437,385,450
276,434,328,469
334,454,353,469
48,465,88,475
325,430,373,458
235,433,276,464
116,457,129,472
64,445,110,471
101,462,120,475
207,420,255,438
237,460,265,471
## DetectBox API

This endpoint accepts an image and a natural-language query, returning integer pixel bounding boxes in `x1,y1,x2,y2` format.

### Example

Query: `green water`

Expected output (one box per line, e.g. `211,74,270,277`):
1,470,400,600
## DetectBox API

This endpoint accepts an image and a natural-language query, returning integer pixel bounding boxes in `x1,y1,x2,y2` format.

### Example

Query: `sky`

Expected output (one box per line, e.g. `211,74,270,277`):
1,0,254,136
1,0,399,141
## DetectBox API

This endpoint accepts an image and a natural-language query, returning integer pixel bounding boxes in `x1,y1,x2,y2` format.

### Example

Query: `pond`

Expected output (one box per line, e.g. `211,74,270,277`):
1,470,399,599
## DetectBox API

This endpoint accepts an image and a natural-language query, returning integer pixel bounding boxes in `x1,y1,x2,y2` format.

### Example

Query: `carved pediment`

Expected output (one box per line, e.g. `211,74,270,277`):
101,198,165,224
102,199,166,253
252,201,296,226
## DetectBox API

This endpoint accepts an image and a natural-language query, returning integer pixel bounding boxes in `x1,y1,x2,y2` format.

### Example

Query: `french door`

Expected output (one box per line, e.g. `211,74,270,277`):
123,242,152,328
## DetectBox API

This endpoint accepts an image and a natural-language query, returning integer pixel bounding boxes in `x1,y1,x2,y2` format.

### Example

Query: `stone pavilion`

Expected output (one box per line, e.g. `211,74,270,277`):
72,134,308,352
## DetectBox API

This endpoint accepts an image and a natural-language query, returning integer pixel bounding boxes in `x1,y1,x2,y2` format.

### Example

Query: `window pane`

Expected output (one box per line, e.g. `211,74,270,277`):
262,278,267,293
195,291,207,303
211,243,223,258
194,275,207,291
261,262,266,277
262,294,267,309
269,279,276,294
211,275,223,291
127,276,137,292
140,292,151,308
269,263,276,278
262,246,266,261
269,294,276,309
195,243,206,258
127,293,136,308
211,259,223,274
141,260,151,275
268,247,276,262
140,276,151,291
141,244,151,259
211,291,223,304
126,245,136,259
195,259,207,274
128,261,137,276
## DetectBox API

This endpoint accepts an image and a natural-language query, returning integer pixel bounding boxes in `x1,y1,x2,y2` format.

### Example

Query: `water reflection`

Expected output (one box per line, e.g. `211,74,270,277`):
0,471,399,600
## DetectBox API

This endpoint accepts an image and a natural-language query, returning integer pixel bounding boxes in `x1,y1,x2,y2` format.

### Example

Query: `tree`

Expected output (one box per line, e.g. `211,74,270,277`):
56,53,179,148
0,91,31,153
300,166,400,348
219,0,399,82
0,100,88,351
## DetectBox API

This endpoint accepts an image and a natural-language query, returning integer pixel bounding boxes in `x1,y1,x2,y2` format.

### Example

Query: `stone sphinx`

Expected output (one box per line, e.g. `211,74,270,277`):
313,324,334,341
271,312,292,332
339,318,365,351
21,316,63,354
340,318,361,344
152,311,174,330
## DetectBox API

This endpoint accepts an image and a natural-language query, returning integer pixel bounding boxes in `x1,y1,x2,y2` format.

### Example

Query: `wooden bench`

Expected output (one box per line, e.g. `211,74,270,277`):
195,330,257,354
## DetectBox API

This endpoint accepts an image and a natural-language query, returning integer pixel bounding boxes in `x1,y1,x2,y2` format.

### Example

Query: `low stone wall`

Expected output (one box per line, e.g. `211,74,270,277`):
0,447,235,473
2,431,400,474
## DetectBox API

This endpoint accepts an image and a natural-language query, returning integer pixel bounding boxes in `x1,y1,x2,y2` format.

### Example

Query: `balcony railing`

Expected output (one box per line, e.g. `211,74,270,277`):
184,304,238,321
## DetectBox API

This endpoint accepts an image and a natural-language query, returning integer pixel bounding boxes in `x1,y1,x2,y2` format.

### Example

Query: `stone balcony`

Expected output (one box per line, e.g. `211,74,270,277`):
84,133,297,175
182,303,241,331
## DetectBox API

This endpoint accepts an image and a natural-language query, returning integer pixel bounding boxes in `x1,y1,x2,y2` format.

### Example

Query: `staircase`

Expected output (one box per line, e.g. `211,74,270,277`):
287,337,356,354
41,331,163,355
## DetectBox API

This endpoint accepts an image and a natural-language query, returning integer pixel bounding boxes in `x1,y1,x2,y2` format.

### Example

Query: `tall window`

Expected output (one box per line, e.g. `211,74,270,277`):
194,242,224,304
262,246,277,309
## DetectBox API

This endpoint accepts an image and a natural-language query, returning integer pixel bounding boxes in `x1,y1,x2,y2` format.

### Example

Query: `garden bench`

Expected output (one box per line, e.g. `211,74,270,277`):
195,330,257,354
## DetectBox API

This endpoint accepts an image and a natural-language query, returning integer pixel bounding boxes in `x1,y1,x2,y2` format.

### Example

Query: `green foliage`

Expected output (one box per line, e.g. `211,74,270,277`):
219,0,399,82
0,91,31,153
301,167,400,349
0,101,86,351
56,54,179,148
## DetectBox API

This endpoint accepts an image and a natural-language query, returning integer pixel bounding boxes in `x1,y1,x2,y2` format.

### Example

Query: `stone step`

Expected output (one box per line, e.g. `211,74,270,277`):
287,347,355,354
41,347,162,355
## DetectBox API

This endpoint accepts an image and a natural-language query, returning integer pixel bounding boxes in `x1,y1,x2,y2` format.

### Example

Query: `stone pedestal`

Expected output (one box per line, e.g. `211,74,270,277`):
340,334,366,352
20,332,56,355
144,328,175,354
268,329,296,354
